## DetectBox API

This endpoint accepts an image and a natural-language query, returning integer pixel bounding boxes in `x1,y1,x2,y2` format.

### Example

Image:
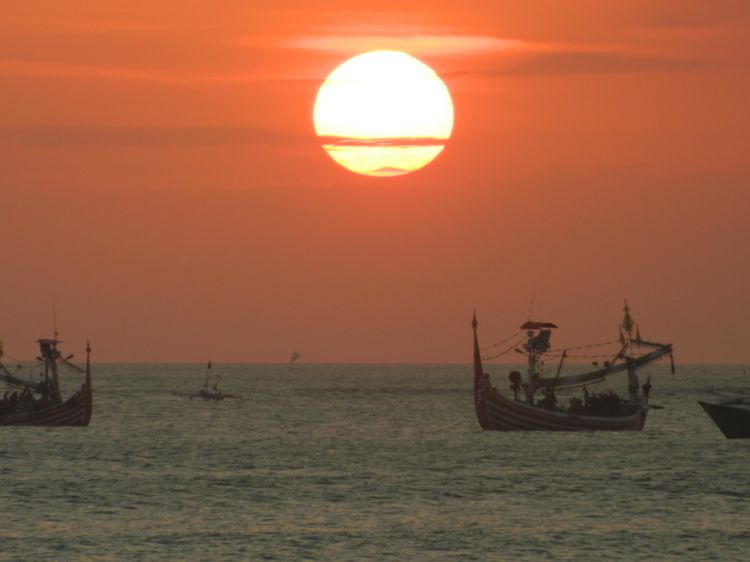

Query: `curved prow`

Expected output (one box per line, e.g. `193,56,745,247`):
83,339,93,425
85,340,92,391
473,312,483,399
472,311,490,429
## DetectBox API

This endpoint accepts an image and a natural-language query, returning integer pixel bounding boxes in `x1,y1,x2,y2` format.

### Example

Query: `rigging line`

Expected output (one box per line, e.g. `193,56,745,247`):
0,354,36,364
482,338,526,362
480,331,523,351
547,339,620,352
545,351,610,359
546,351,617,359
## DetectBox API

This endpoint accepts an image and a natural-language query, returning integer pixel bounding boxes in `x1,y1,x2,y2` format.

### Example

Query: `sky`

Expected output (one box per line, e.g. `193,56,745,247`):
1,1,748,363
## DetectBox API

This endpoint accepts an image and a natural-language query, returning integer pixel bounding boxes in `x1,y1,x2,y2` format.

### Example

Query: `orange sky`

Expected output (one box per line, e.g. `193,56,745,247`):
1,1,749,363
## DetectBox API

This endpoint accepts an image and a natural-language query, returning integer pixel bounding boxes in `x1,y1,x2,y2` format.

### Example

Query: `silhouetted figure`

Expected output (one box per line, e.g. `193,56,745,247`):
509,371,522,400
539,386,558,410
642,379,652,398
568,396,583,413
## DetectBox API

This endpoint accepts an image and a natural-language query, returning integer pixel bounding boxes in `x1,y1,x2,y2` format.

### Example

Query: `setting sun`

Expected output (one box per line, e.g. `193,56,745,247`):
313,50,454,177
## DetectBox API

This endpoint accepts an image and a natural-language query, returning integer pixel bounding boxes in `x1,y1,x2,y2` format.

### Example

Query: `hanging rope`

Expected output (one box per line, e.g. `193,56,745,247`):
483,338,526,362
1,354,36,364
547,351,619,359
550,339,619,352
545,339,620,357
480,331,524,352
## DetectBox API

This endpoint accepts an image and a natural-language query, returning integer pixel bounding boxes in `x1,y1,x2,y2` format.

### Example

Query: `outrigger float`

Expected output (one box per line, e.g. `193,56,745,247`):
181,361,242,400
472,302,674,431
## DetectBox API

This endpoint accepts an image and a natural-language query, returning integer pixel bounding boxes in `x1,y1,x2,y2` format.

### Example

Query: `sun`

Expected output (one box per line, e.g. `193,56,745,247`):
313,50,454,177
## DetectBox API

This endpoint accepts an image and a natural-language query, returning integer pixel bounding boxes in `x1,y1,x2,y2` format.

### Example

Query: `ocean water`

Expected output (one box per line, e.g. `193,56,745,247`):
1,363,748,561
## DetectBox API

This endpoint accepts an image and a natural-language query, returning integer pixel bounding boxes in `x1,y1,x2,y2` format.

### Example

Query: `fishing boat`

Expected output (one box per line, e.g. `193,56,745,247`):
0,338,92,426
183,361,241,400
472,302,674,431
698,398,750,439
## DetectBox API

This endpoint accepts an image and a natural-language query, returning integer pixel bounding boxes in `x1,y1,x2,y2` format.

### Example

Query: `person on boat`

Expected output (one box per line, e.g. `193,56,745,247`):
538,386,558,410
508,371,522,400
36,379,50,400
641,378,652,398
568,396,583,413
482,373,498,394
7,391,18,414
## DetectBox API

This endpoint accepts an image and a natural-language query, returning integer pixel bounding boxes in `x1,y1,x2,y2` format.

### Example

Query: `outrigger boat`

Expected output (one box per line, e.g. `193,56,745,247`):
0,338,92,426
183,361,242,400
472,302,674,431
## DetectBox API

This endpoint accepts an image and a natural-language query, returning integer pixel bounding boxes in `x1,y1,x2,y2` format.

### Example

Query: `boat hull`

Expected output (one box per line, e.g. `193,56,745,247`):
698,401,750,439
476,378,647,432
0,385,92,427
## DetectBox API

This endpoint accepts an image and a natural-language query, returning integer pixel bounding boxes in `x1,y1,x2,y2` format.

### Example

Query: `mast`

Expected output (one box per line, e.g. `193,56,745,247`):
85,340,92,390
525,329,536,403
622,300,640,403
53,300,59,341
37,338,61,402
518,321,556,403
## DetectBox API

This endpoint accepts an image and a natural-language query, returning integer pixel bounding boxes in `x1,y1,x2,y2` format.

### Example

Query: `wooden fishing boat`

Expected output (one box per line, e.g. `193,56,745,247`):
698,398,750,439
472,302,673,432
0,338,92,426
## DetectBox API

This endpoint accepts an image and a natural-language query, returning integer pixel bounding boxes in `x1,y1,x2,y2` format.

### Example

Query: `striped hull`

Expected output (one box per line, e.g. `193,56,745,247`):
0,384,92,427
476,378,647,431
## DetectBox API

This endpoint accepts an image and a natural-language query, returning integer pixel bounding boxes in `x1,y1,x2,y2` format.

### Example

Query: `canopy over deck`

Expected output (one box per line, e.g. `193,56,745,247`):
520,321,558,330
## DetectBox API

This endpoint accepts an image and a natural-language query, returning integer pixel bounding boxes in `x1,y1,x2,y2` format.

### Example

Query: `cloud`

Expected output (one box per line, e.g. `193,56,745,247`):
289,33,705,77
529,51,704,74
0,126,314,148
319,136,447,147
287,34,527,56
446,50,705,78
0,59,270,83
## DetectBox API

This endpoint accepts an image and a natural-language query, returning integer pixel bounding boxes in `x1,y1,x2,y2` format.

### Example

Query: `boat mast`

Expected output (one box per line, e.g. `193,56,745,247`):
622,300,641,403
38,338,61,402
519,320,556,403
85,340,92,390
525,329,536,403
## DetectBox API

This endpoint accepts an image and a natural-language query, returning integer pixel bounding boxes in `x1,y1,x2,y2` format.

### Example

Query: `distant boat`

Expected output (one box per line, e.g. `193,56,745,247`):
0,337,92,426
183,361,241,400
698,398,750,438
472,301,674,431
289,351,301,364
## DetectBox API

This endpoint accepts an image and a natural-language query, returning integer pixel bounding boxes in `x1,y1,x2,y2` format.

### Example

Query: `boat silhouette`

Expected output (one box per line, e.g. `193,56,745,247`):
472,302,674,431
0,338,92,426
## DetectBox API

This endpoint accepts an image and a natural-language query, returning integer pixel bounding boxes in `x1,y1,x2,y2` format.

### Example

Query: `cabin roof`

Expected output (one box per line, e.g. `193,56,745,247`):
520,321,558,330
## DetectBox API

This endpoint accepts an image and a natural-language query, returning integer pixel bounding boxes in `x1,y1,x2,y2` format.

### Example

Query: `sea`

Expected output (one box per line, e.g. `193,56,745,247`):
2,363,748,561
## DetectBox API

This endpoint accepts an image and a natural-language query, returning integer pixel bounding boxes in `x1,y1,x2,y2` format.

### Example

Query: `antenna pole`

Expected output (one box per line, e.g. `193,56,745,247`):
528,283,536,321
53,298,59,340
